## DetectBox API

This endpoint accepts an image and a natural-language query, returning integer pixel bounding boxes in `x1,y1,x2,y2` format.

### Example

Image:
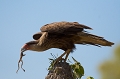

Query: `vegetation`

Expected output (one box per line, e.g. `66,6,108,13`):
99,44,120,79
46,53,94,79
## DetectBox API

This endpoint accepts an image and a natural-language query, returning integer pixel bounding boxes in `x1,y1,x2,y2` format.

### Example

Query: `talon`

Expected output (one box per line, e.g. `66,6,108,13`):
23,54,26,56
53,58,62,65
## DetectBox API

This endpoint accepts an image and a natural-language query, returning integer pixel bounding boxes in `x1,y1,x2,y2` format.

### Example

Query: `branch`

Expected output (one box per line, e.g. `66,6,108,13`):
45,57,85,79
45,62,74,79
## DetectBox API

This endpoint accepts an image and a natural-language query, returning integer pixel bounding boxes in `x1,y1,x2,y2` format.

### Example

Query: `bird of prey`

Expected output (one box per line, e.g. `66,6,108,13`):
17,21,114,72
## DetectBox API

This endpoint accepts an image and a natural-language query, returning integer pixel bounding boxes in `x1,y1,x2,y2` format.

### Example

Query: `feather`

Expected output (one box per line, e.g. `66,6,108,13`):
75,32,114,46
40,21,92,34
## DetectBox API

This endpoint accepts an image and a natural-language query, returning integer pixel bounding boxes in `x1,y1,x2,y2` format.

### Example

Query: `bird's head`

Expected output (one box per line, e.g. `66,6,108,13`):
21,44,29,53
21,41,39,53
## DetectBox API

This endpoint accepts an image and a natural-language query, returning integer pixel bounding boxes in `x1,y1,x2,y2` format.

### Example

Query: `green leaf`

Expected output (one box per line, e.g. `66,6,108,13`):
87,76,94,79
70,57,84,79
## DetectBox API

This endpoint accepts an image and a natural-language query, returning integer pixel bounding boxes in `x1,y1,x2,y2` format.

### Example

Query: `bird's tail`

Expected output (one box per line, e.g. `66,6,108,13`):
75,32,114,47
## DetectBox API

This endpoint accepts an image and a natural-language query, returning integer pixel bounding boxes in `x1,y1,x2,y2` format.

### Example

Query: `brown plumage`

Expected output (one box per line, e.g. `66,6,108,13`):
31,21,113,51
17,21,114,72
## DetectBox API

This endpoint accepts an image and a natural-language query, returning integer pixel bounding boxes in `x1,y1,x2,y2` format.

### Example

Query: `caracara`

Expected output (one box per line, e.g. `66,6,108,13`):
17,21,114,72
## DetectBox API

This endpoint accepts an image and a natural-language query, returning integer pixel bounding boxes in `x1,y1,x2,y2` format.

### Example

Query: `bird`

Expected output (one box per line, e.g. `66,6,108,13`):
17,21,114,72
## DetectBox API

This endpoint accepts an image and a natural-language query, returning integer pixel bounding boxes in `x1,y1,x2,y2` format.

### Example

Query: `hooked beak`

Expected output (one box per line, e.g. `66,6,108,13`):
21,48,26,53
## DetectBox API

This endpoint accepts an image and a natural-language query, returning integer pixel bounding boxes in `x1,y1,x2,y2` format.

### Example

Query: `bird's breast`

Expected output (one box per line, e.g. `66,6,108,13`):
40,37,75,51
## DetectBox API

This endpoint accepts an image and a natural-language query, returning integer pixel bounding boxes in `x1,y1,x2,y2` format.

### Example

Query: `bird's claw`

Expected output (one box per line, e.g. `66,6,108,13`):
53,58,66,65
22,54,26,56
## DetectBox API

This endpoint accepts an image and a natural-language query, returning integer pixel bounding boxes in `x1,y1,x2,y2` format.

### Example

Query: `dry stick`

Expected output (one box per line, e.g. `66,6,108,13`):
16,52,26,73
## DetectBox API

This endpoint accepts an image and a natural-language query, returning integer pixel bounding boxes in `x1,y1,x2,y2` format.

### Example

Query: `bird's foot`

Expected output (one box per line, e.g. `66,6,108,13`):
53,57,66,65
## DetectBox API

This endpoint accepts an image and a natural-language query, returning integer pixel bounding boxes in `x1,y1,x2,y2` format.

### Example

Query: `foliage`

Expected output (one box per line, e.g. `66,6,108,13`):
48,53,57,71
48,54,94,79
70,57,84,79
87,76,94,79
99,44,120,79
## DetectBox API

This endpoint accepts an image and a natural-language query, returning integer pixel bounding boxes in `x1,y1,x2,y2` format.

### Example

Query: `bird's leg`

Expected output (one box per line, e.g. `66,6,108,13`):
54,51,66,64
54,49,72,64
64,49,72,61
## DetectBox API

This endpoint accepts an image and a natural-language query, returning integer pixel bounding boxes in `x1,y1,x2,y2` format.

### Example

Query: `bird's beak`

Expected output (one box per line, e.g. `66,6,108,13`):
21,48,26,53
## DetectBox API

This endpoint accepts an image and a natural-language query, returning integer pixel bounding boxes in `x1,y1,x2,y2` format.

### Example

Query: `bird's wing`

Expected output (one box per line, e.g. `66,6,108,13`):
32,32,48,46
33,32,43,40
32,31,49,46
40,21,92,34
35,21,92,46
74,32,114,46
